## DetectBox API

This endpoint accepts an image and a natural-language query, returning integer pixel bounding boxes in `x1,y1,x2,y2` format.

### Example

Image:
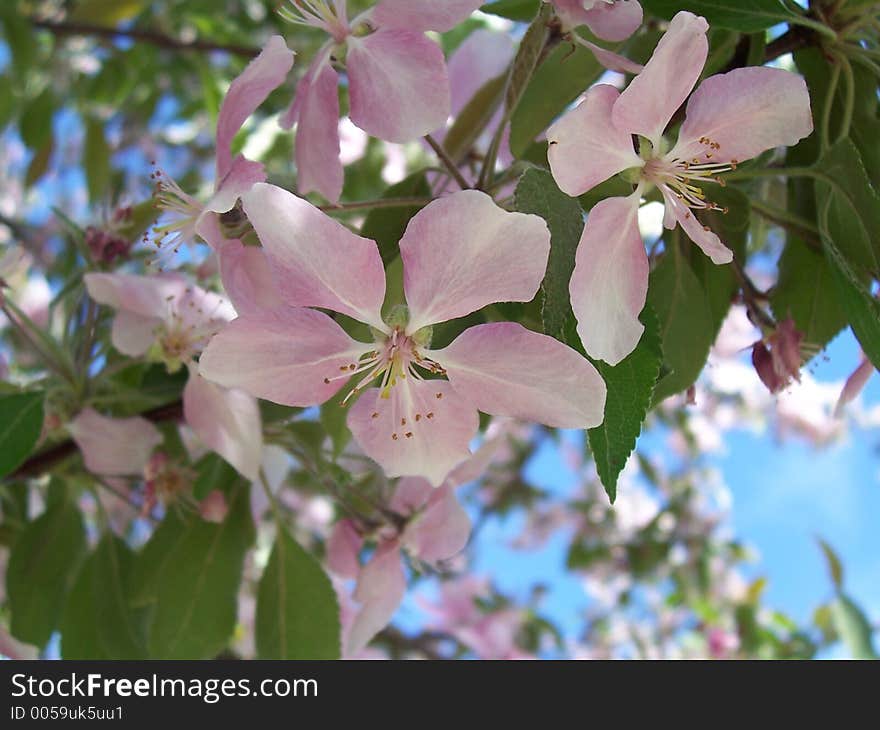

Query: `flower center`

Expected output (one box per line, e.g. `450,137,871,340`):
641,135,737,214
280,0,351,43
148,291,226,372
324,326,447,409
149,168,203,268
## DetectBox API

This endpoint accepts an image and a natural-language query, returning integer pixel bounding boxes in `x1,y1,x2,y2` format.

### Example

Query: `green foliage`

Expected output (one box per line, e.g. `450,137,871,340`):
360,173,432,266
648,235,717,402
588,307,663,503
255,527,341,659
514,168,583,340
641,0,806,31
0,391,45,479
480,0,540,22
143,487,254,659
510,43,603,158
7,496,87,647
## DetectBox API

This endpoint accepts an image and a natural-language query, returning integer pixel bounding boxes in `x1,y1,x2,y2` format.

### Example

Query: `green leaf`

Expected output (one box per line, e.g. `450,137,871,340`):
70,0,147,25
685,186,749,337
816,138,880,274
0,391,45,478
84,117,112,204
360,173,431,266
514,168,583,339
320,386,352,459
255,527,341,659
7,497,87,647
814,140,880,369
816,537,843,590
771,242,847,355
510,42,603,157
443,73,506,164
25,134,54,188
480,0,540,22
62,534,148,659
146,486,254,658
505,4,551,115
830,593,878,659
19,88,55,150
588,307,663,503
647,236,716,402
640,0,805,32
823,232,880,370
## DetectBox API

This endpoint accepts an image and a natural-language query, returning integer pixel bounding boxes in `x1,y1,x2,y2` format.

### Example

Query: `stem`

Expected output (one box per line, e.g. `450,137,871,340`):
318,196,435,214
424,135,471,191
749,198,822,249
836,54,856,143
820,60,842,152
31,18,260,59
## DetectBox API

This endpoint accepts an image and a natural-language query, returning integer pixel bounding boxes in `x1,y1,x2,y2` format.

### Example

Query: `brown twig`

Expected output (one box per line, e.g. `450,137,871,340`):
31,18,261,59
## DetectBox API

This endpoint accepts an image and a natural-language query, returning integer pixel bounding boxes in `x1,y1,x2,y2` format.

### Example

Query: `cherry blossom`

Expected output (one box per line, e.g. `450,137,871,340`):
547,11,813,364
68,407,163,477
548,0,644,73
278,0,482,202
152,36,294,258
199,184,606,485
83,272,263,479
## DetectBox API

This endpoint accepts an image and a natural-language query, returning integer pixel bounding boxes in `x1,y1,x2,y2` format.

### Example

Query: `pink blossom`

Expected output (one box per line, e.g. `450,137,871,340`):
279,0,482,202
83,272,263,479
751,317,804,394
152,36,294,256
200,184,606,485
549,1,644,73
68,407,163,476
550,0,643,41
547,11,813,365
835,354,875,416
199,489,230,523
333,476,471,655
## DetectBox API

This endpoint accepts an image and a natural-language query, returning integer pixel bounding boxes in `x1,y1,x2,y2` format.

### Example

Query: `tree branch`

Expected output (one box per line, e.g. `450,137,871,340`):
31,18,261,59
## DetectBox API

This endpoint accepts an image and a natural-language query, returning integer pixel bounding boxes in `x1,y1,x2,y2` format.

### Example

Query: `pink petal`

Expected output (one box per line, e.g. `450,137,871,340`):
68,408,163,476
348,541,406,655
402,485,471,563
347,30,450,143
195,214,282,316
400,190,550,332
390,477,433,514
199,490,229,524
183,364,264,480
241,183,387,329
662,188,733,264
84,271,188,319
198,307,371,407
367,0,482,32
110,310,159,357
435,322,606,428
582,0,643,41
290,56,344,203
206,156,266,215
326,519,364,579
447,29,515,118
612,10,708,146
836,356,874,415
217,240,283,316
580,40,645,74
570,194,648,365
672,66,814,166
347,379,478,486
547,84,642,197
215,35,294,180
